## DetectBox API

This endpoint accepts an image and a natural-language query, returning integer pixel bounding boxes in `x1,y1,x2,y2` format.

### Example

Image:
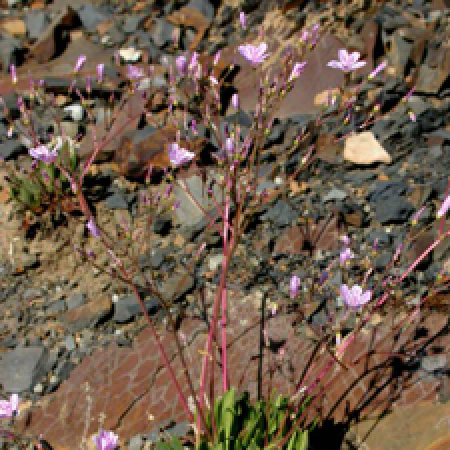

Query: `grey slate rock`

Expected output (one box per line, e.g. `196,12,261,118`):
153,216,172,235
0,346,48,393
366,230,392,248
113,294,160,324
46,299,66,315
374,196,414,224
78,4,111,34
0,35,22,73
149,18,174,49
421,354,448,373
138,248,165,270
128,434,144,450
66,292,87,310
187,0,215,20
261,199,297,228
174,173,227,227
104,188,129,210
367,180,409,203
122,15,147,34
64,335,76,351
0,139,26,160
25,11,50,41
323,188,348,203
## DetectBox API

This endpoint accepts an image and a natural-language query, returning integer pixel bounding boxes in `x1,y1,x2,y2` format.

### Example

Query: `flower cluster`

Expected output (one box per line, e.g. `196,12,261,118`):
0,394,19,418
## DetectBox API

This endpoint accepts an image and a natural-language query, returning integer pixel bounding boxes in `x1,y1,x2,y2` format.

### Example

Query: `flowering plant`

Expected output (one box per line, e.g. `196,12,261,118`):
1,7,449,450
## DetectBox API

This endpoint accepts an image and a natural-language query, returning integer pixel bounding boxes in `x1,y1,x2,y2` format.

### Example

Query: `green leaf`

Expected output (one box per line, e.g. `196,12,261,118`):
286,429,308,450
221,388,236,450
155,436,184,450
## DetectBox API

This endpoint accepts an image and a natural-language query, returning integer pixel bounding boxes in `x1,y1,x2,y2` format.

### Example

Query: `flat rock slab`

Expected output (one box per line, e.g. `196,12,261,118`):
14,285,449,449
0,346,48,393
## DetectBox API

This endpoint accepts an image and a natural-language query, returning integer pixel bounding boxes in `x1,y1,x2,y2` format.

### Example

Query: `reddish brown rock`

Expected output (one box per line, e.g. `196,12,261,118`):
13,286,449,449
274,214,342,256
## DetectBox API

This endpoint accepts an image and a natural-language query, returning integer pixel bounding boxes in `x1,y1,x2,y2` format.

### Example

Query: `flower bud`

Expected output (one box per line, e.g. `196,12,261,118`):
231,93,239,109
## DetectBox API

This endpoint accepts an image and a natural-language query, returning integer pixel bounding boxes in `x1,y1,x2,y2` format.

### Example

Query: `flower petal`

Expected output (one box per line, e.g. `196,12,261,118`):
338,49,349,63
327,60,343,70
351,61,367,70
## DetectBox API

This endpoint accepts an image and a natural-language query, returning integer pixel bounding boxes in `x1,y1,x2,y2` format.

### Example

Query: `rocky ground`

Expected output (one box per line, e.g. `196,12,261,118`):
0,0,449,449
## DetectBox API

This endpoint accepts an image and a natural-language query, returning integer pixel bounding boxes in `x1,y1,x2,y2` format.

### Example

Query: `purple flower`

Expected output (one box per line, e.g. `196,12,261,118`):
127,65,144,80
437,194,450,219
224,137,235,156
340,284,371,310
176,55,187,76
327,49,366,72
290,275,301,299
238,43,270,65
0,394,20,418
10,64,17,84
288,61,307,82
191,118,198,135
74,55,86,73
213,50,221,66
340,247,354,265
239,12,246,29
97,63,104,83
86,75,91,94
92,430,118,450
168,142,195,167
29,142,61,164
231,93,239,109
87,217,101,238
300,30,309,44
188,52,199,75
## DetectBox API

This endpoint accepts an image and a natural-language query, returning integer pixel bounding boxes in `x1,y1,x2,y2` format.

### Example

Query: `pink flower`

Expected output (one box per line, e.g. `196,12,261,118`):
231,93,239,109
74,55,86,73
86,75,91,94
238,42,270,65
127,65,144,80
188,52,199,77
92,430,118,450
191,118,198,135
327,49,366,72
224,137,235,156
288,61,307,82
239,11,246,29
213,50,221,66
340,247,354,265
97,63,104,83
168,142,195,167
290,275,301,299
87,217,101,238
209,75,218,85
0,394,20,418
10,64,17,84
340,235,350,245
437,195,450,219
176,55,187,76
300,30,309,44
29,142,61,164
340,284,371,310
